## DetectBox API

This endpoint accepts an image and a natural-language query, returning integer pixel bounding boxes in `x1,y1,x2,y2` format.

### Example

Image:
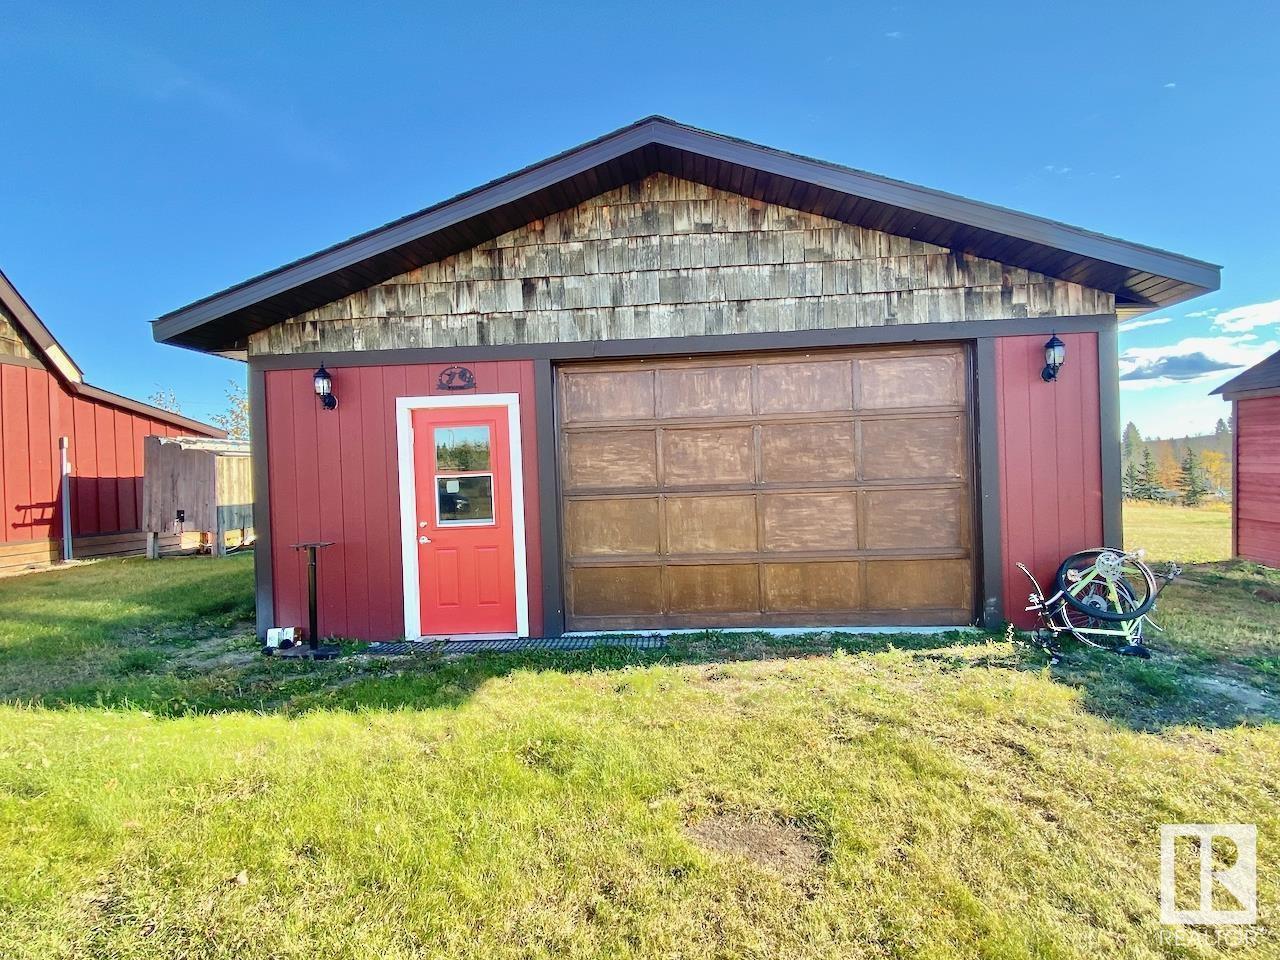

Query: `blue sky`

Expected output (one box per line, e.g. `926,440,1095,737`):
1,1,1275,437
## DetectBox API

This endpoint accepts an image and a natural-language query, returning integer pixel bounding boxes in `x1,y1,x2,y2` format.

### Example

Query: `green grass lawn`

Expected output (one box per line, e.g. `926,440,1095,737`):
1124,500,1232,563
1,554,1277,958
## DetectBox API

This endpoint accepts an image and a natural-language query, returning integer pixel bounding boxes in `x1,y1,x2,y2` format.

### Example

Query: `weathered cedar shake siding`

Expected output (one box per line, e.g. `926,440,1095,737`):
249,174,1114,355
0,300,39,363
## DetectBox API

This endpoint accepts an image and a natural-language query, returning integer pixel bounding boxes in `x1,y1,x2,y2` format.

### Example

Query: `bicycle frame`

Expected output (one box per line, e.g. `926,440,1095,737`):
1016,550,1179,651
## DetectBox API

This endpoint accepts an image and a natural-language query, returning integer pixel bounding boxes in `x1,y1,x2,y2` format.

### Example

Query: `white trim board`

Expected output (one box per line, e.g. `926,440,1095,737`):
396,393,529,641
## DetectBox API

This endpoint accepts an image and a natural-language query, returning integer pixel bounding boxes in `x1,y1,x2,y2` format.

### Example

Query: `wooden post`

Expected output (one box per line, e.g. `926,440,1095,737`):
145,531,159,560
215,508,227,558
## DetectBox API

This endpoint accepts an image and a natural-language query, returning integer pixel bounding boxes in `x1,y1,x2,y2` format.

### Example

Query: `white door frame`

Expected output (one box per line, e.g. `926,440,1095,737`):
396,394,529,641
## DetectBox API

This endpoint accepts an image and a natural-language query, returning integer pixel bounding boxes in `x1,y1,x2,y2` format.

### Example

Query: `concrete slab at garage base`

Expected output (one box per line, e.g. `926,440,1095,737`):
564,625,983,639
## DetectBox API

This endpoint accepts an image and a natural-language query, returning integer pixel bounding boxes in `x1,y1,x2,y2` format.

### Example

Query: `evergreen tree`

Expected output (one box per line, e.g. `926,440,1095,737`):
1213,416,1233,457
1180,448,1208,506
1137,447,1158,500
1123,458,1141,499
1122,421,1144,464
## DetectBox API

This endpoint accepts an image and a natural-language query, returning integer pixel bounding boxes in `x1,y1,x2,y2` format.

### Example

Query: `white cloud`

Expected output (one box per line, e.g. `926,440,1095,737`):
1122,315,1174,332
1118,334,1279,389
884,30,903,38
1212,298,1280,333
1163,82,1177,89
1119,378,1169,392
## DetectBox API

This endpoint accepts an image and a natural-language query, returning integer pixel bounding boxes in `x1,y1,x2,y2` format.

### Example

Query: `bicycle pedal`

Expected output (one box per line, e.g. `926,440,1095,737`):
1116,644,1151,659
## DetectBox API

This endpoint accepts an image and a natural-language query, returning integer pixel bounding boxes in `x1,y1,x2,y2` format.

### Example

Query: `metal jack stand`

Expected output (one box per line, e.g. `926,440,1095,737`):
287,541,340,660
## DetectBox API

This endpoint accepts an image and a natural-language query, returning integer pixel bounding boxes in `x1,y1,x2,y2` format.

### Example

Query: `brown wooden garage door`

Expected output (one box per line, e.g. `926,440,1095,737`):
557,346,974,630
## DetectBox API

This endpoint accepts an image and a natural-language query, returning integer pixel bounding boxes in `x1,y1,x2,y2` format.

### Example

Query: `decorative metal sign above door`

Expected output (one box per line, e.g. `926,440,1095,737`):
437,365,476,391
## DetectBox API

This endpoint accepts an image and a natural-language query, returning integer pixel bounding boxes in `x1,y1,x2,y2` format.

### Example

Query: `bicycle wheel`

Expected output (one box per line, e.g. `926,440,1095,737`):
1054,549,1157,622
1051,578,1144,648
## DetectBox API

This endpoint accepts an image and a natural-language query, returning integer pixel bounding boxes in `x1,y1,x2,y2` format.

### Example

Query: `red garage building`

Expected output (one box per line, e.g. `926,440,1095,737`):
0,270,224,573
1213,349,1280,568
153,118,1219,639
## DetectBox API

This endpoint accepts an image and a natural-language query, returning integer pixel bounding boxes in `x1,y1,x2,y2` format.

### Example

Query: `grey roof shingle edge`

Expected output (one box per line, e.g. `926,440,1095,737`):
152,115,1222,351
1212,348,1280,398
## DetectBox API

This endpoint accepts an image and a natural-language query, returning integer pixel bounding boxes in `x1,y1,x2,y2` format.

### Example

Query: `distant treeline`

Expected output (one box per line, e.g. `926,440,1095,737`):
1122,418,1232,505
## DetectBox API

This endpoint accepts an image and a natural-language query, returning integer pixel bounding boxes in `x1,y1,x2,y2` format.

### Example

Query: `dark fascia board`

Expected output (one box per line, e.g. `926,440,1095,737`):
153,116,1221,351
0,268,85,382
1211,348,1280,399
650,122,1220,293
0,267,224,436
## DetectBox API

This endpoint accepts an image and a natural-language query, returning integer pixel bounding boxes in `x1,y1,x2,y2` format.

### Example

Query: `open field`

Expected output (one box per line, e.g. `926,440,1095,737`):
1124,499,1232,563
0,554,1277,958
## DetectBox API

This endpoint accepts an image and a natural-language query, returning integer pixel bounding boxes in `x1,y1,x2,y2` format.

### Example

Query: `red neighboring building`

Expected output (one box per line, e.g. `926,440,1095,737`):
152,118,1220,639
0,270,224,573
1213,350,1280,568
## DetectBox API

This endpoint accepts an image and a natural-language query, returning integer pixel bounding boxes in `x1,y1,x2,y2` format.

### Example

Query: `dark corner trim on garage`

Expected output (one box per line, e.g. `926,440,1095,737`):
245,314,1117,635
248,366,274,637
533,358,566,637
973,339,1003,630
1097,324,1123,549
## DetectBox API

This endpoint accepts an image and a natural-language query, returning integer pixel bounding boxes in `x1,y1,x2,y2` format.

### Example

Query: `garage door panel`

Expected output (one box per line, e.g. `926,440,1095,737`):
863,488,965,550
564,498,660,557
865,559,971,611
666,496,757,554
572,566,664,616
661,427,755,486
861,417,965,481
658,366,753,419
668,564,760,614
760,422,857,483
559,346,974,629
563,431,657,490
762,492,858,552
561,369,654,422
858,354,964,409
756,360,853,414
764,561,861,612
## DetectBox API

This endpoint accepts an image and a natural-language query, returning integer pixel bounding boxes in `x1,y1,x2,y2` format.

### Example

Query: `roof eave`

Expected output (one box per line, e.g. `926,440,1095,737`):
1,269,225,436
152,116,1223,352
75,382,227,437
0,269,86,382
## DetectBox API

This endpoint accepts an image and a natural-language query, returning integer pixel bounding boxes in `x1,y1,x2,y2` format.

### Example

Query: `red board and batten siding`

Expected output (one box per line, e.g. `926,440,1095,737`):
995,333,1105,628
1235,395,1280,567
0,362,187,544
264,361,542,641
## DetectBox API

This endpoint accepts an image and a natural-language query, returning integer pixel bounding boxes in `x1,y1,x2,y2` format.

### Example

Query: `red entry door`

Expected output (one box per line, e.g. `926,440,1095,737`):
412,406,518,635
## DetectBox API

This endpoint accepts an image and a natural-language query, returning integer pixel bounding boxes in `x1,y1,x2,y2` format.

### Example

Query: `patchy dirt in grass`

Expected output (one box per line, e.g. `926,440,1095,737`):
168,630,259,672
0,558,102,580
684,815,824,878
1186,673,1280,719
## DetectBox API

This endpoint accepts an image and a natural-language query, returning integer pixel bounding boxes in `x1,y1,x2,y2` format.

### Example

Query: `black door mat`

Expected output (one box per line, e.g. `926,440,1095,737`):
365,635,666,657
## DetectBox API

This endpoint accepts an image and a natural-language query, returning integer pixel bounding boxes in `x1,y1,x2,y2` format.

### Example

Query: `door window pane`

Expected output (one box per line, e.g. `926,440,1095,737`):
437,475,495,523
435,426,491,471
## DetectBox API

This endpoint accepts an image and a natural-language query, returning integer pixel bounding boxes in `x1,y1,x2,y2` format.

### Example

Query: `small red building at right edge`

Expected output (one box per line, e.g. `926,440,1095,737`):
1213,349,1280,568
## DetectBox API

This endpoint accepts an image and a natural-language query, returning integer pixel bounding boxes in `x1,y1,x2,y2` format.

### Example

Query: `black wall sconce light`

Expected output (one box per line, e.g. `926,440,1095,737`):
1041,334,1066,382
313,364,337,410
